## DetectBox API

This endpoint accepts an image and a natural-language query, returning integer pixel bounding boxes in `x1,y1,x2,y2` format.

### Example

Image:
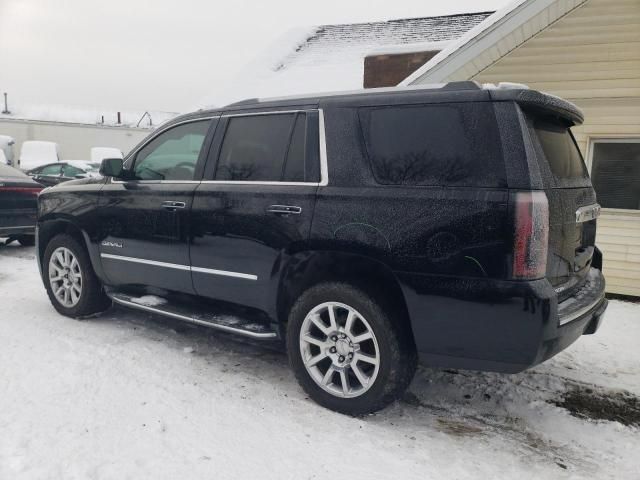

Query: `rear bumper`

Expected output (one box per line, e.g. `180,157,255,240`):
397,268,607,373
0,208,37,237
532,296,607,367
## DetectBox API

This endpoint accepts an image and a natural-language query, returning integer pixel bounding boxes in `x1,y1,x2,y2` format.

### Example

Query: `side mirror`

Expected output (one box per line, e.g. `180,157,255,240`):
100,158,125,178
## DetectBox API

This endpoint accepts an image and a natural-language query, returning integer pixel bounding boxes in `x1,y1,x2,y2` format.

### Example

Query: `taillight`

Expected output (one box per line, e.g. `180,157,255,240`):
512,191,549,279
0,186,42,195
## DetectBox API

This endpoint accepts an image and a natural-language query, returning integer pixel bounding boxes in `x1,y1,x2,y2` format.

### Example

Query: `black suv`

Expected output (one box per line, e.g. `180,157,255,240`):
37,82,607,415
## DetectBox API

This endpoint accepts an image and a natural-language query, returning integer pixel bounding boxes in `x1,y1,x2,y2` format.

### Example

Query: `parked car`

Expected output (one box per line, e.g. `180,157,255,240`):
27,161,95,187
0,163,42,245
19,140,60,171
36,82,607,414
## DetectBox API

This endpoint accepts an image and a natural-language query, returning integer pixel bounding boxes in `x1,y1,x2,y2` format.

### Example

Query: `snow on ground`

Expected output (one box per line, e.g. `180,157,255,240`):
0,241,639,479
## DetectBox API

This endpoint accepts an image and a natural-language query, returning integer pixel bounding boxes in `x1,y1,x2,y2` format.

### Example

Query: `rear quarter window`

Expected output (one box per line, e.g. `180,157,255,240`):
358,102,506,187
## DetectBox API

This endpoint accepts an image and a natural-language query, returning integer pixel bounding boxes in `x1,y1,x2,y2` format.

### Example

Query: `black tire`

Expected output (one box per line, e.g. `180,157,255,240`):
287,282,417,415
43,234,111,318
16,235,35,246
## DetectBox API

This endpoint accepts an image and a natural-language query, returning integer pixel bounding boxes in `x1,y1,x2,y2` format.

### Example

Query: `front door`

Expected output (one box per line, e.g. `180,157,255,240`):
98,118,215,293
190,110,322,314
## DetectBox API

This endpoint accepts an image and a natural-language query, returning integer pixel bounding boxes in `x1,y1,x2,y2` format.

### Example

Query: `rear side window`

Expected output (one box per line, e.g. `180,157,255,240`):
63,164,85,177
215,112,318,183
530,120,589,186
359,103,506,187
39,164,63,176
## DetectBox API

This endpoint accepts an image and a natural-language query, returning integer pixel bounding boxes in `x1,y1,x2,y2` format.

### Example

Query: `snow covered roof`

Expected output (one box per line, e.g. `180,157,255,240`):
401,0,588,85
202,11,493,107
0,104,178,129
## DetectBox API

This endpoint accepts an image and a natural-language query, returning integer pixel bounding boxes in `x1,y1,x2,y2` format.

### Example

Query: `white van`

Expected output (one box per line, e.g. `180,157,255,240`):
19,141,60,170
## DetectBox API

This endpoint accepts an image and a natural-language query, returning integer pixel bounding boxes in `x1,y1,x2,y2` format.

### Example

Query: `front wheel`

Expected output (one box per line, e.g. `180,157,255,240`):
43,234,111,318
287,282,416,415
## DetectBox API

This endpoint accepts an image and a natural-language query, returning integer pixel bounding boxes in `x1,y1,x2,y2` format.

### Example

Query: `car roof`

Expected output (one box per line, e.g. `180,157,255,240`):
165,81,584,128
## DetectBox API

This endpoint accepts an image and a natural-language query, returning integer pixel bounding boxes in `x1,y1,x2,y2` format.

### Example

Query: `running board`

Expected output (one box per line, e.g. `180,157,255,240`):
107,291,277,339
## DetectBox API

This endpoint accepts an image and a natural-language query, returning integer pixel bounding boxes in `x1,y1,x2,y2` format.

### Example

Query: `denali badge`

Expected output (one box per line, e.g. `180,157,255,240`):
575,204,601,223
101,240,123,248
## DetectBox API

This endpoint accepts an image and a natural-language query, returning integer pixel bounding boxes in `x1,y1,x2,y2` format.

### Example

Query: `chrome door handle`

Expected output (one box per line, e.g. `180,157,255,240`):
266,205,302,215
161,200,186,210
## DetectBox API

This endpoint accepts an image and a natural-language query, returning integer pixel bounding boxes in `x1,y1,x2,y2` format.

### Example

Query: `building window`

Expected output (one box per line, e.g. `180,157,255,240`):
589,139,640,210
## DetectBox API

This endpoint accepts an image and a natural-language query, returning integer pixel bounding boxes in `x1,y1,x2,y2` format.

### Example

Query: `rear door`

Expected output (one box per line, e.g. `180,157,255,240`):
526,113,599,296
190,110,322,312
98,117,216,293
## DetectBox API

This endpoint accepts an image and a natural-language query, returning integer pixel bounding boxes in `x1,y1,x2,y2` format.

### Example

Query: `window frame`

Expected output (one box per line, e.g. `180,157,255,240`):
113,116,218,184
586,136,640,214
203,109,328,187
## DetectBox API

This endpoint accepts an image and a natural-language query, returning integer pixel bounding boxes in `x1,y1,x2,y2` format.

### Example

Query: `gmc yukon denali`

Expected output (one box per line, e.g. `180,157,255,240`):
36,82,608,415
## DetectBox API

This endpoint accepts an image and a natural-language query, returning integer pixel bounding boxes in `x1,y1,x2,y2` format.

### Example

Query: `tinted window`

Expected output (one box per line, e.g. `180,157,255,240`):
62,164,85,177
39,164,62,176
216,114,296,181
591,141,640,210
532,121,588,182
134,120,210,181
359,103,505,187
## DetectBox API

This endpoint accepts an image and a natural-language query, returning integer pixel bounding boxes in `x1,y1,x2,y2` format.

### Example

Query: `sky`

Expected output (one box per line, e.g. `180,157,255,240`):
0,0,511,113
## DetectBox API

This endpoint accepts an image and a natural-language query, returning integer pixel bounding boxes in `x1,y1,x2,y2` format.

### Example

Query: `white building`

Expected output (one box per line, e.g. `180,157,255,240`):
0,103,176,163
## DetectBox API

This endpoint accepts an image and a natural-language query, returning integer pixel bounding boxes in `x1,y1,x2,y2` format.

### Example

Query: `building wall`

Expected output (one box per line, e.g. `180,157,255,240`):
473,0,640,296
0,119,152,162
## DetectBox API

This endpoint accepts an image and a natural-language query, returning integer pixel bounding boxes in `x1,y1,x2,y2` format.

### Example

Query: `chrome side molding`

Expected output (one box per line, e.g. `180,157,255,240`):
576,203,601,223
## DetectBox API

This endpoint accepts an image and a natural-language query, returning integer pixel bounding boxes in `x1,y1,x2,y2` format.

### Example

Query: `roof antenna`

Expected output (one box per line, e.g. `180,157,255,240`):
2,93,10,114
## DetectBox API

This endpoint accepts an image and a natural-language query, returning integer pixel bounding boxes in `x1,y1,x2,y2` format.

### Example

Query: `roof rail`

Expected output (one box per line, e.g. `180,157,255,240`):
225,98,260,107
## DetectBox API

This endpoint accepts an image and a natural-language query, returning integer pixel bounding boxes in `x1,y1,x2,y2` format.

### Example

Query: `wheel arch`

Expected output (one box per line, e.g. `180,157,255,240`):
275,250,415,345
37,218,105,282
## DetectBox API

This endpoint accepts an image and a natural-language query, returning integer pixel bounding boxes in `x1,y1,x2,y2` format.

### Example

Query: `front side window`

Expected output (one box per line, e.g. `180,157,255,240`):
133,120,210,181
215,112,318,182
359,103,506,187
590,140,640,210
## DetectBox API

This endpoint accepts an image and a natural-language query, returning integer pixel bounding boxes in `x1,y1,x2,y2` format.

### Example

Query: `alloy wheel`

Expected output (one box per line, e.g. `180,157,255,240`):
299,301,380,398
49,247,83,308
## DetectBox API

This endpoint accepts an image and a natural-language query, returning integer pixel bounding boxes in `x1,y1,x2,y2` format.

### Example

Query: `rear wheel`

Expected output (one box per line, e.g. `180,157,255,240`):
287,282,416,415
43,234,111,317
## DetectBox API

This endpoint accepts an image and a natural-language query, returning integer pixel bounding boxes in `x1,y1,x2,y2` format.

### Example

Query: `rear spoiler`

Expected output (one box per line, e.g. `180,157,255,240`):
488,88,584,126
